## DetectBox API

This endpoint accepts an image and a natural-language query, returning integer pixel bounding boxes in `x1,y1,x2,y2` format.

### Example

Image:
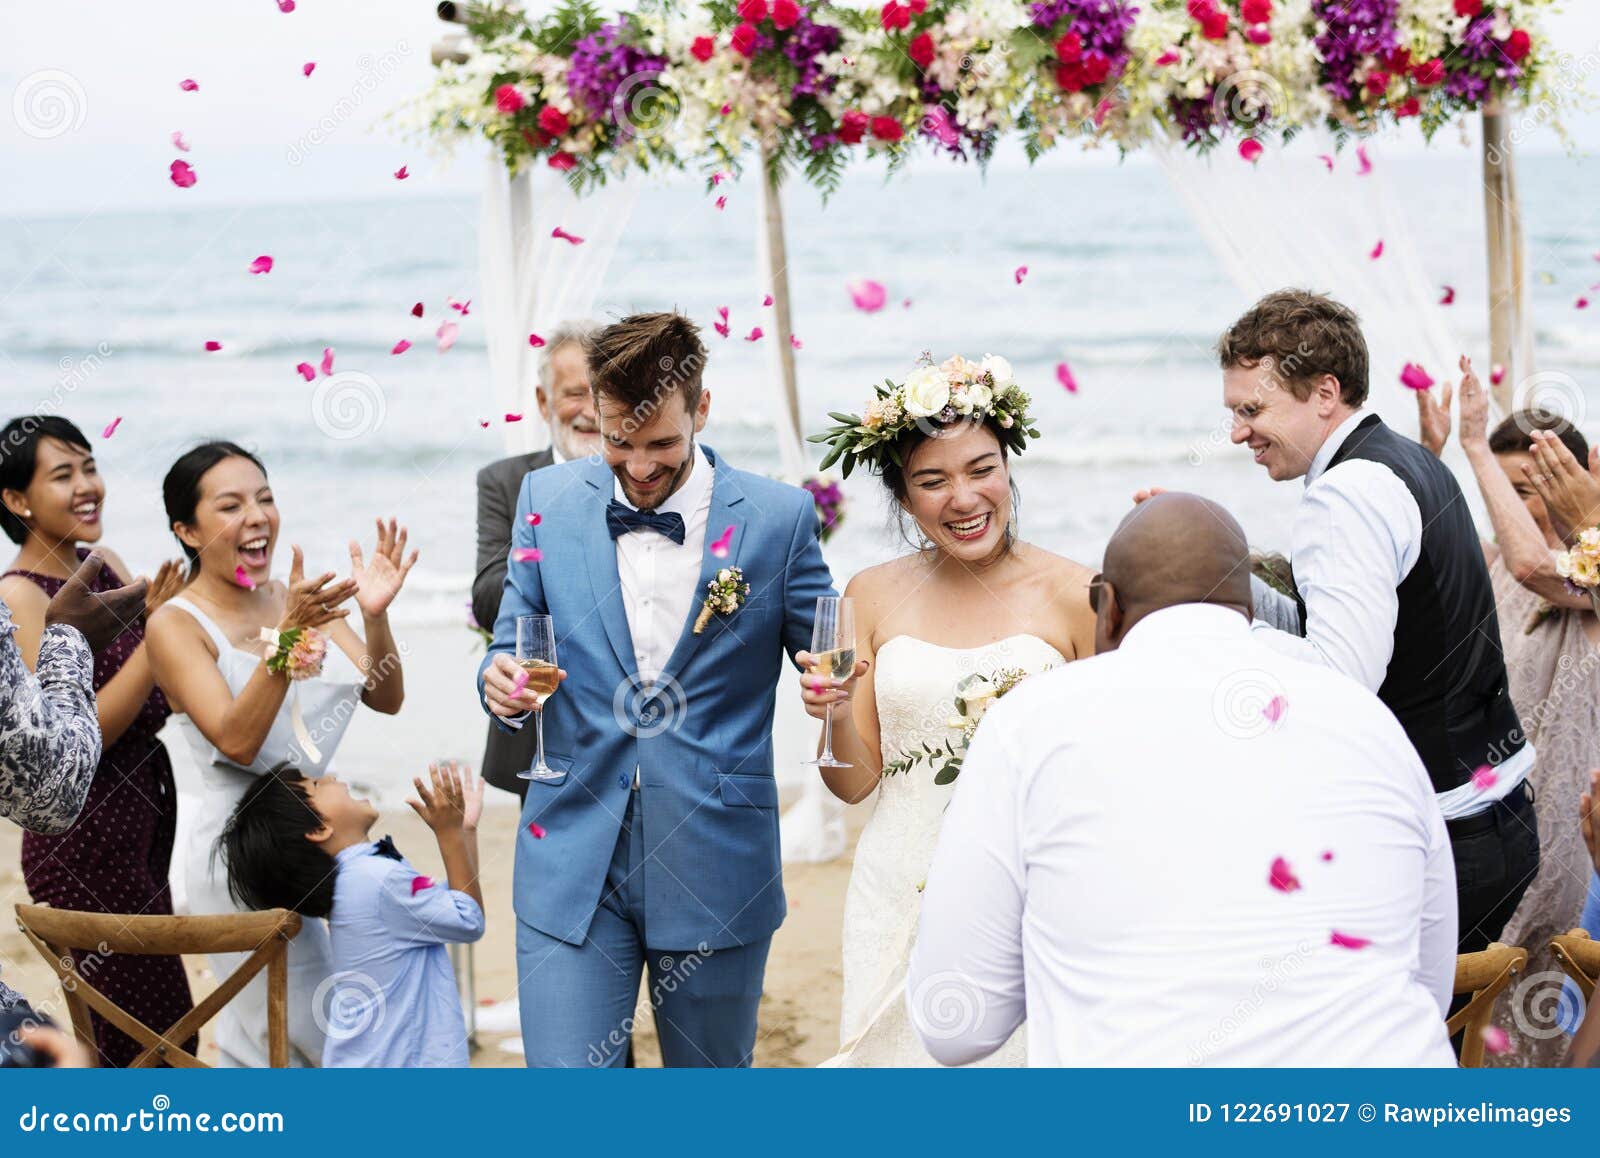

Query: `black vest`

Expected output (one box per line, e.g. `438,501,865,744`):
1308,415,1525,793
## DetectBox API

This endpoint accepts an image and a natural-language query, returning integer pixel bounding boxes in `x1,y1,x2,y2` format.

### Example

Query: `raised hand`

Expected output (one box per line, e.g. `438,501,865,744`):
44,552,148,653
144,559,188,617
1526,430,1600,544
1455,355,1487,448
407,761,469,835
278,544,358,633
1414,370,1454,457
350,517,419,620
1131,486,1169,506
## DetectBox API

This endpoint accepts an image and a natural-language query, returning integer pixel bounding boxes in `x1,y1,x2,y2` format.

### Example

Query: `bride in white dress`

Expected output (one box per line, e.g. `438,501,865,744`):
800,355,1096,1066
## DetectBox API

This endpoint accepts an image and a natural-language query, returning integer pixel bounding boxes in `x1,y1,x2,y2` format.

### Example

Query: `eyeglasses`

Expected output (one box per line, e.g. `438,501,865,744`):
1087,573,1120,615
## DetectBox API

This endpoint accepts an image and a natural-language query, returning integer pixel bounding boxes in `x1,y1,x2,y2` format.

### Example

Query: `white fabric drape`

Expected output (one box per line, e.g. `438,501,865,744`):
755,167,810,479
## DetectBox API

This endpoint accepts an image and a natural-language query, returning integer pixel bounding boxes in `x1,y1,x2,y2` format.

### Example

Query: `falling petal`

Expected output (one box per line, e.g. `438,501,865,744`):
551,226,585,245
1470,764,1498,791
1481,1026,1512,1056
448,297,471,315
711,171,729,186
436,320,459,352
1356,145,1373,175
204,340,222,352
169,160,197,188
1014,265,1029,285
302,62,316,77
1329,931,1371,950
713,321,730,338
762,294,773,307
277,0,295,10
709,525,735,559
715,195,727,211
171,130,190,152
847,278,887,313
478,419,490,429
249,255,274,275
1238,138,1263,164
320,347,335,376
716,305,730,322
1490,364,1506,386
528,333,545,348
1369,239,1384,260
902,298,913,308
525,512,542,526
393,165,409,180
233,565,256,590
1268,856,1301,893
391,339,411,355
1399,363,1435,392
1262,694,1288,723
1439,285,1456,305
1318,154,1334,172
101,416,122,439
1578,297,1592,310
1320,851,1334,862
295,362,315,382
505,413,523,423
411,301,424,317
527,821,547,839
512,547,543,563
511,669,530,697
409,875,435,896
745,326,764,342
179,78,199,92
1055,361,1078,394
790,334,803,350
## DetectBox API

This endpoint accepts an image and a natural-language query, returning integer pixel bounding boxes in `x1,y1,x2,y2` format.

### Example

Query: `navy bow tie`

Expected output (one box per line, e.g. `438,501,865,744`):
606,500,686,545
372,835,402,861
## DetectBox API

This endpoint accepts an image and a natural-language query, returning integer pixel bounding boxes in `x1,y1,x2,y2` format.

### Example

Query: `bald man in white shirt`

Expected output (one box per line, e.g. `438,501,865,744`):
908,494,1458,1067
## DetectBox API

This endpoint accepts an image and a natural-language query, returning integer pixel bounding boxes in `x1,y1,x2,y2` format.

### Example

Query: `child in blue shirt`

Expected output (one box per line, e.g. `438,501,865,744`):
222,761,485,1067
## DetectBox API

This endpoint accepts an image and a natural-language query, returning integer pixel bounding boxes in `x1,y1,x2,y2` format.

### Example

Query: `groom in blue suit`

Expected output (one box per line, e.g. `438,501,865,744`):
478,311,837,1066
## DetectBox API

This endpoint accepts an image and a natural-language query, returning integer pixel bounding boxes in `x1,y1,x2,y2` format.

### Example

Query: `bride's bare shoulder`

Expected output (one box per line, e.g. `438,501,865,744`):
1019,542,1096,590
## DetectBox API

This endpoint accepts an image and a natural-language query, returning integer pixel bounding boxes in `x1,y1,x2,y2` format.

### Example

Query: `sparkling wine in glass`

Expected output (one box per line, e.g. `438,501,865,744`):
804,596,855,769
516,614,561,781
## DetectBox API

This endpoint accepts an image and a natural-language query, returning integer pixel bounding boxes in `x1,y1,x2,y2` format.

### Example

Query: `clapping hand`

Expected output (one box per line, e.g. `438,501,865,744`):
1525,431,1600,545
1456,356,1489,448
144,559,188,617
43,552,148,653
407,761,477,836
1414,371,1455,457
350,518,419,620
279,545,358,633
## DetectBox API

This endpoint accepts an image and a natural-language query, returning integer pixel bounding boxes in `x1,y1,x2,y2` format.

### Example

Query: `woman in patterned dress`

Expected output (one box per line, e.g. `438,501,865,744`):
0,415,193,1067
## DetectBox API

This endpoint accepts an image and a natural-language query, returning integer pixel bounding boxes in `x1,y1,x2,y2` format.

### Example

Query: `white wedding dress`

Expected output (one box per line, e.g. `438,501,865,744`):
828,633,1066,1067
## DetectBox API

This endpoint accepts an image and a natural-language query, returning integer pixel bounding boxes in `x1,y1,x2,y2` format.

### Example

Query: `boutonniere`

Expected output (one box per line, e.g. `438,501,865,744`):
693,567,750,635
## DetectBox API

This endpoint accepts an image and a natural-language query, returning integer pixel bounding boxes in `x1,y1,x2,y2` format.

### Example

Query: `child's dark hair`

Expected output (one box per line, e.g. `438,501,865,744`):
0,416,93,545
220,763,336,918
161,440,267,577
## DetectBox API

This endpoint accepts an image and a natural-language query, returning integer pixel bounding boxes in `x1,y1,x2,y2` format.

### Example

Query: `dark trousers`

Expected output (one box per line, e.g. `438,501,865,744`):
1450,779,1540,954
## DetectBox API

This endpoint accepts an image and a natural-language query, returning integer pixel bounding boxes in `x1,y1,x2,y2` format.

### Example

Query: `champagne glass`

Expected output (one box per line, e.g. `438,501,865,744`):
515,615,561,781
804,596,855,769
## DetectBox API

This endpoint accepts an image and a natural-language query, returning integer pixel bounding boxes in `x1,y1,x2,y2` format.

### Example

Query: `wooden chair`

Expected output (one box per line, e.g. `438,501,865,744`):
14,904,302,1068
1550,928,1598,1001
1448,942,1527,1067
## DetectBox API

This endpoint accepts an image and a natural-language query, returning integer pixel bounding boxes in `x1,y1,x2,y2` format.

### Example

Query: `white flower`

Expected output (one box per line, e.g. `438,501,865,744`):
966,382,994,413
902,366,952,417
980,354,1013,386
960,678,998,706
952,387,975,416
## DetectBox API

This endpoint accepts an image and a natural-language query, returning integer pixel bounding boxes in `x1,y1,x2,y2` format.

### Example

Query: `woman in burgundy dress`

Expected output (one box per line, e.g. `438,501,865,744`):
0,415,191,1066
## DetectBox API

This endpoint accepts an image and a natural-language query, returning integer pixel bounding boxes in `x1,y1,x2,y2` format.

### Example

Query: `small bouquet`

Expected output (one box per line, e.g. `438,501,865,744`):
693,565,751,634
1555,527,1600,598
259,625,328,681
881,665,1043,784
801,475,847,543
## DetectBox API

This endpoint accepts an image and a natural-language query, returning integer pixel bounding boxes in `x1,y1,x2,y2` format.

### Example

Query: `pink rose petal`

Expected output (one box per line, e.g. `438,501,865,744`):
101,416,122,439
527,821,547,839
249,255,274,275
169,160,197,188
391,339,411,355
318,347,335,376
1262,693,1288,723
762,294,773,307
526,513,541,526
1329,931,1371,950
847,278,887,313
179,78,199,92
1014,265,1029,284
715,195,727,211
716,305,729,322
902,297,913,309
1055,361,1078,394
1481,1025,1512,1056
1268,856,1301,893
1578,297,1591,310
204,340,222,352
711,171,729,186
745,326,764,342
1154,49,1180,66
709,525,735,559
478,419,490,429
720,103,731,115
394,165,409,180
1318,153,1334,172
172,130,190,152
411,302,424,317
790,335,803,350
512,547,543,563
713,321,730,338
1321,850,1334,862
1238,138,1263,164
528,332,545,348
511,669,530,697
551,226,585,245
302,62,316,77
1356,145,1373,175
505,412,523,423
278,0,295,11
295,361,315,381
448,297,470,315
1470,764,1498,791
436,320,459,352
1490,363,1506,386
409,875,435,896
1439,285,1456,305
1399,362,1435,391
1369,239,1384,260
233,565,256,590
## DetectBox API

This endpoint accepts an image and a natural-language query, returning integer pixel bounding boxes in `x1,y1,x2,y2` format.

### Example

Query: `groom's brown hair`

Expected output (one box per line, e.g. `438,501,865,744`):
1217,289,1369,407
585,310,707,420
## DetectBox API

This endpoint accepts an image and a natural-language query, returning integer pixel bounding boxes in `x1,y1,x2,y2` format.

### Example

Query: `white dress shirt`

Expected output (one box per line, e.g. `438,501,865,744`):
1251,409,1531,818
907,604,1459,1067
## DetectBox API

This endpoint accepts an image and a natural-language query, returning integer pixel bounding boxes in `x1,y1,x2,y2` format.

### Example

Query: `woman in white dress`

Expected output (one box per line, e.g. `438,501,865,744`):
145,441,416,1067
800,356,1097,1066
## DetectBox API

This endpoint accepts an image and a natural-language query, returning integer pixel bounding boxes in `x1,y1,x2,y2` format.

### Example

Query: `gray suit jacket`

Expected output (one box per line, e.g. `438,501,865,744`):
474,448,555,797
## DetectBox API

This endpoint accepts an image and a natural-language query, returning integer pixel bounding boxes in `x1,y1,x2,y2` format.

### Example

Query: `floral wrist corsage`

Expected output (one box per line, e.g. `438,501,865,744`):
259,625,328,680
692,567,750,635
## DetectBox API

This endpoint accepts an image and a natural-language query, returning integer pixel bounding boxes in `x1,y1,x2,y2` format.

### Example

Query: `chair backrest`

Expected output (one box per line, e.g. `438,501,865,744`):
13,904,302,1068
1448,942,1528,1068
1550,928,1598,1000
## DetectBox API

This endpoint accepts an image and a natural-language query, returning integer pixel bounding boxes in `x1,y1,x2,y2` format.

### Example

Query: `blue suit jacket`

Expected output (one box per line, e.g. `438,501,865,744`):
476,446,837,950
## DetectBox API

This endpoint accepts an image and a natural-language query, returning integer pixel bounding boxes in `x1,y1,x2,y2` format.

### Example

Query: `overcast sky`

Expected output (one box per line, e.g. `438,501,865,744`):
4,1,1600,216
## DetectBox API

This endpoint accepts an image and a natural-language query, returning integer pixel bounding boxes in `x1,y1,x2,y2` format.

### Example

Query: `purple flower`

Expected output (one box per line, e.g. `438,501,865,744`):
1028,0,1137,78
782,8,842,99
566,19,668,130
1313,0,1399,103
1445,70,1490,102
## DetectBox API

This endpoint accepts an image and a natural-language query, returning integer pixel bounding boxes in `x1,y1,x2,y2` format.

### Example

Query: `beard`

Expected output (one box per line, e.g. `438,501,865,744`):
613,440,696,510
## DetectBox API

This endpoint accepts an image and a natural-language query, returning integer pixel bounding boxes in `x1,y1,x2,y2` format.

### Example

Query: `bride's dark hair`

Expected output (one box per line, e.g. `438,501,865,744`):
876,416,1021,556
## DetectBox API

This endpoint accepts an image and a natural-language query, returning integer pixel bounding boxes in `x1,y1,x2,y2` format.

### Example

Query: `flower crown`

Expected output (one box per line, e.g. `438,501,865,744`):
809,354,1040,479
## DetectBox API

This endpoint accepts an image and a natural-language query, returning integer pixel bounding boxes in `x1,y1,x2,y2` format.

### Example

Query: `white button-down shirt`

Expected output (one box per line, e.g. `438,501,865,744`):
1251,409,1531,819
908,604,1459,1068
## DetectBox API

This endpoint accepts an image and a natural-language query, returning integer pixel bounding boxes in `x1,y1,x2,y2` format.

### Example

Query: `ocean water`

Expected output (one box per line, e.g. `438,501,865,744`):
5,151,1600,626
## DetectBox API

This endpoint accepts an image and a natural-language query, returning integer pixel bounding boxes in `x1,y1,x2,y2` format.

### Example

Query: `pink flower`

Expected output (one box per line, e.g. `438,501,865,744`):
410,875,434,896
391,339,411,355
1268,856,1301,893
1055,361,1078,394
393,165,409,180
436,320,459,352
204,340,223,352
551,226,585,245
1504,29,1531,62
1471,764,1498,791
1238,138,1263,164
1370,239,1384,260
772,0,800,30
548,152,576,171
171,130,190,152
880,1,911,31
179,78,198,92
1454,0,1482,14
1411,59,1445,87
528,333,546,348
495,84,526,114
295,362,315,381
731,23,759,58
234,565,256,589
169,160,197,188
513,548,543,563
710,525,735,559
320,347,335,376
1440,285,1456,305
538,106,570,138
1481,1026,1512,1056
870,116,902,142
1153,49,1180,67
1329,931,1371,950
838,109,869,145
1262,694,1288,723
1399,363,1435,391
302,62,316,77
737,0,768,20
745,326,764,342
101,416,123,439
249,255,274,275
1056,32,1083,62
1014,265,1028,285
1240,0,1272,21
690,35,715,62
1245,24,1271,45
909,32,936,70
411,302,424,317
528,821,547,839
847,278,887,312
